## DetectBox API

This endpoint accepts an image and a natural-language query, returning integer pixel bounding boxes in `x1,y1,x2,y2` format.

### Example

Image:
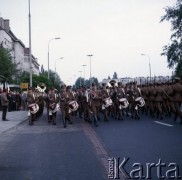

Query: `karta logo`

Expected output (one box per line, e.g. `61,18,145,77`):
108,157,181,179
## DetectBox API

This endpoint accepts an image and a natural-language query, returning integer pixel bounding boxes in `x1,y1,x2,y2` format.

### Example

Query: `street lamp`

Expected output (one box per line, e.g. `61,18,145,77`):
78,71,82,87
82,64,86,85
48,37,61,79
141,54,151,82
87,54,93,88
55,57,64,73
28,0,32,87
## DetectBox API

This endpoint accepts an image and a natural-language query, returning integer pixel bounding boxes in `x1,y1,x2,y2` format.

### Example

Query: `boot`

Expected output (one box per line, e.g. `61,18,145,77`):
94,115,98,127
63,118,67,128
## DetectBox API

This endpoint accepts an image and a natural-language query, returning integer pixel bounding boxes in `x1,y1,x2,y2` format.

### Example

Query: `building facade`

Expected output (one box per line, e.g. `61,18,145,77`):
0,17,39,75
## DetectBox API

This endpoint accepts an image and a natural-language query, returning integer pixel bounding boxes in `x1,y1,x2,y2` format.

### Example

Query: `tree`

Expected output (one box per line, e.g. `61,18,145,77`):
108,76,111,79
112,72,118,79
161,0,182,76
0,47,18,83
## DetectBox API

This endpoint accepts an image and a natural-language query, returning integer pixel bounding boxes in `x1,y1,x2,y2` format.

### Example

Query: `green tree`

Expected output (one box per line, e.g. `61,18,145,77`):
0,47,18,82
161,0,182,76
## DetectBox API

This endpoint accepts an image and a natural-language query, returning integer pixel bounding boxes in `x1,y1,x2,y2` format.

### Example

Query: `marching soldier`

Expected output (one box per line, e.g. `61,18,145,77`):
116,82,125,120
59,85,70,128
27,87,37,125
101,83,110,121
172,77,182,124
153,82,164,119
132,82,142,119
90,83,101,126
81,85,91,122
66,85,75,124
48,87,59,125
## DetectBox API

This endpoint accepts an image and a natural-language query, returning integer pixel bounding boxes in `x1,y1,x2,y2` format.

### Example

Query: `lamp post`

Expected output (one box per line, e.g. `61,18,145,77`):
141,54,151,82
28,0,32,87
78,71,82,87
82,64,86,85
48,37,60,79
87,54,93,88
55,57,64,73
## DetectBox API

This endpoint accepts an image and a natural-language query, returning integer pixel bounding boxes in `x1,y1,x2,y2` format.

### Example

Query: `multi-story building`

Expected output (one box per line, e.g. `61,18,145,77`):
0,17,39,75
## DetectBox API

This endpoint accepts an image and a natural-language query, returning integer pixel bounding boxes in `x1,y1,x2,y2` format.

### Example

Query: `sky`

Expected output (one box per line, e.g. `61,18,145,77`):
0,0,176,84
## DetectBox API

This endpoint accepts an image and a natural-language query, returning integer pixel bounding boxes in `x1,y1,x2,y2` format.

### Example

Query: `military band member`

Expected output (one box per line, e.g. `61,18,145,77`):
66,85,75,124
48,87,59,125
90,83,101,126
27,87,37,125
101,83,110,121
59,85,70,128
116,82,125,120
81,85,91,122
132,82,141,119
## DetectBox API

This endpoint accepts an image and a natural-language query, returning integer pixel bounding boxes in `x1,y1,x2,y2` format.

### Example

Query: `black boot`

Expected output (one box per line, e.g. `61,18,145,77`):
94,115,98,127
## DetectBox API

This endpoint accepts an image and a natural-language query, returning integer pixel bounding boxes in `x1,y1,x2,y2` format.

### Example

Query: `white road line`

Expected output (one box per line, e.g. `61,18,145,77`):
154,121,173,127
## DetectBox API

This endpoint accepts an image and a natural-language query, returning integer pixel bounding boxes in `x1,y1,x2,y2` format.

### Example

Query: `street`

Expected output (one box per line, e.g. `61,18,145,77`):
0,110,182,180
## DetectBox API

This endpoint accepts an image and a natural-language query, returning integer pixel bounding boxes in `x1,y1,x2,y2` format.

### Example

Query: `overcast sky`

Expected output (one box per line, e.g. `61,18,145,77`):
0,0,176,84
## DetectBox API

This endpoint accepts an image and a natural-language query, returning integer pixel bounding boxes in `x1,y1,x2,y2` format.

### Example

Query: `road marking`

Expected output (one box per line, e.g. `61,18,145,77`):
154,121,173,127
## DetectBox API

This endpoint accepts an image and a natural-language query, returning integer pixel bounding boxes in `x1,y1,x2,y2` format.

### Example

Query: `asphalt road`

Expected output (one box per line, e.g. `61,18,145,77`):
94,113,182,179
0,111,106,180
0,110,182,180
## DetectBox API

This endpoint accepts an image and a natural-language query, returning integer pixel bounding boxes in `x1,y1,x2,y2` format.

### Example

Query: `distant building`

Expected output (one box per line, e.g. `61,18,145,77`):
101,76,172,85
0,17,39,75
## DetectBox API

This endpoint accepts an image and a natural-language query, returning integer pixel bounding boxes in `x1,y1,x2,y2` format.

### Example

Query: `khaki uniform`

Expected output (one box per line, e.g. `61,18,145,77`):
59,90,69,127
1,92,9,121
153,85,164,119
172,82,182,123
49,92,59,125
27,92,37,124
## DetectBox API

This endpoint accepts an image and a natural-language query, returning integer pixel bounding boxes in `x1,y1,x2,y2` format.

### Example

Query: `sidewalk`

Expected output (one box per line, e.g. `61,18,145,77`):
0,110,28,134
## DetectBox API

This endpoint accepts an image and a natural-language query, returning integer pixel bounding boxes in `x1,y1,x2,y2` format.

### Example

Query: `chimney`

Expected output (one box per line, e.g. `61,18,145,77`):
0,17,4,29
4,19,10,31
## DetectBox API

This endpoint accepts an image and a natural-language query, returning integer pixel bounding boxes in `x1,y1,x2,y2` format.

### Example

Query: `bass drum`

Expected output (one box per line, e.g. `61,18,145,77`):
50,103,60,113
102,97,113,108
135,97,145,107
28,103,39,114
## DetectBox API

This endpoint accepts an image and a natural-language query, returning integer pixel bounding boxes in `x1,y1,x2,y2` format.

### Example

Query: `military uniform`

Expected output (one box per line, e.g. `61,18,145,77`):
116,82,125,120
1,90,9,121
48,88,59,125
59,85,70,128
27,88,37,125
172,78,182,123
81,86,91,122
101,83,110,121
153,83,164,119
90,83,101,126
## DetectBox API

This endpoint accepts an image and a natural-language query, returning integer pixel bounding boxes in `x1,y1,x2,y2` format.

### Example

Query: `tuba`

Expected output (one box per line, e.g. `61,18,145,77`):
37,83,46,93
109,80,118,87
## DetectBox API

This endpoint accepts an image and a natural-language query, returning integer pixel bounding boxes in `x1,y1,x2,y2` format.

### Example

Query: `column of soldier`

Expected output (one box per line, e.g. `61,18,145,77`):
26,77,182,127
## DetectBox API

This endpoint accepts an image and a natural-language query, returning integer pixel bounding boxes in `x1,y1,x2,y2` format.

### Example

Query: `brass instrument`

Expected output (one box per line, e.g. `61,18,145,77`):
109,80,118,87
36,83,46,93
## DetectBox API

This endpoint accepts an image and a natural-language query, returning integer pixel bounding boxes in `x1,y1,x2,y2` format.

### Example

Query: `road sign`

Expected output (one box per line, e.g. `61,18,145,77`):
20,83,28,89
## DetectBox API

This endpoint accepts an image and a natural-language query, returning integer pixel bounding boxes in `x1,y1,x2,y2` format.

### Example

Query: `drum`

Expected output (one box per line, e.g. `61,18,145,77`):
102,97,113,108
135,97,145,107
68,101,79,113
50,103,59,113
28,103,39,114
119,98,129,109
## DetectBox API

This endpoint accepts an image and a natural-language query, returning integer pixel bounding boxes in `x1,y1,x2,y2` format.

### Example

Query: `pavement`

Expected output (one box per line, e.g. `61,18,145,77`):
0,110,28,134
